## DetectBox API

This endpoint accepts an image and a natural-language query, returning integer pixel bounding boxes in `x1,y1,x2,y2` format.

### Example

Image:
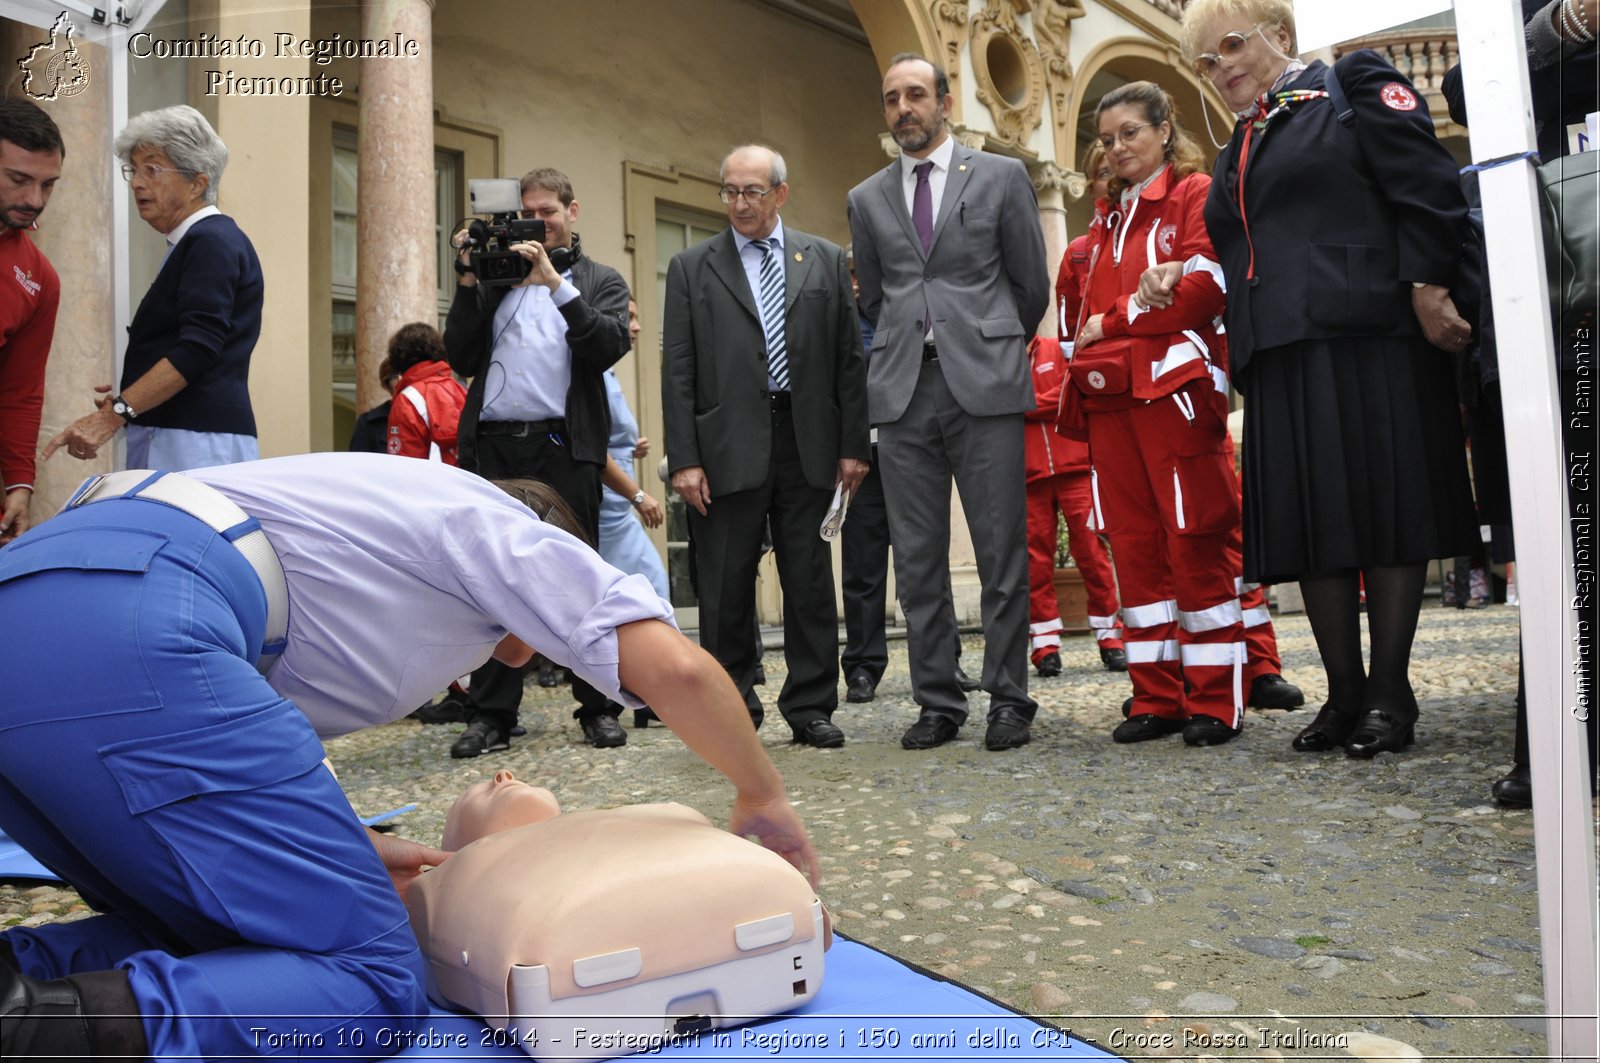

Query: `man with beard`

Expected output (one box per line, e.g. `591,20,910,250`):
847,54,1049,751
0,100,63,544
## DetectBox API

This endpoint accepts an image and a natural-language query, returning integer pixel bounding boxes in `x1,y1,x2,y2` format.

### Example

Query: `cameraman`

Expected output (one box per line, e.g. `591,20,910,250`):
445,167,633,754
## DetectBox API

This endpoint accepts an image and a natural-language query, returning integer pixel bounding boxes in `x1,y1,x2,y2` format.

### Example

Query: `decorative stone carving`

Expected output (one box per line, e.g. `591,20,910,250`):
1031,160,1086,201
969,0,1047,149
927,0,971,90
1030,0,1085,146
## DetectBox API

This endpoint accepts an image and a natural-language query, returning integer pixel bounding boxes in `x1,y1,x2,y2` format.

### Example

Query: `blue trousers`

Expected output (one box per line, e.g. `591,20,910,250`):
0,499,427,1060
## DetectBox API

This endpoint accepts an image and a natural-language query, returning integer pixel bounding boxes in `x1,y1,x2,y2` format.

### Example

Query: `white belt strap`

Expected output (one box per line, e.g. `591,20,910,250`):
67,470,289,675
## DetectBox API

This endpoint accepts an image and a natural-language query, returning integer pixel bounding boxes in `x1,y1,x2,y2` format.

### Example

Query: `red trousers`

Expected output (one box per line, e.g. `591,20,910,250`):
1086,385,1244,726
1026,471,1123,659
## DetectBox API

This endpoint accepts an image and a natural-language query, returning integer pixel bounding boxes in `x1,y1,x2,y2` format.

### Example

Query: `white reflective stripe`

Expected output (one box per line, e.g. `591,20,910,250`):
1031,633,1062,650
1127,295,1148,326
1145,214,1160,268
1209,364,1228,396
400,385,430,425
1029,620,1063,635
1059,294,1068,337
1181,641,1246,667
1087,612,1120,631
1123,599,1178,628
1089,467,1104,532
1241,581,1262,594
1171,390,1196,422
1151,340,1203,381
1125,638,1180,663
1242,605,1272,628
1181,329,1211,362
1180,599,1242,633
1173,468,1186,530
1094,627,1120,643
1181,253,1227,294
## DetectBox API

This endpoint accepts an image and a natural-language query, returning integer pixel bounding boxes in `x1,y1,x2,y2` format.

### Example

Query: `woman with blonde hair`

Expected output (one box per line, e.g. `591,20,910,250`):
1059,80,1247,747
1155,0,1478,757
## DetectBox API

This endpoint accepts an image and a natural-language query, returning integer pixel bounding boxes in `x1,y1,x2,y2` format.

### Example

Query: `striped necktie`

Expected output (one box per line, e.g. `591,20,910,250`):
751,238,789,391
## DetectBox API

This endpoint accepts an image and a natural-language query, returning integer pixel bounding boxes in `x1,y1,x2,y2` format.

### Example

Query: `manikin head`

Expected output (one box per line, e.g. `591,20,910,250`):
440,769,561,850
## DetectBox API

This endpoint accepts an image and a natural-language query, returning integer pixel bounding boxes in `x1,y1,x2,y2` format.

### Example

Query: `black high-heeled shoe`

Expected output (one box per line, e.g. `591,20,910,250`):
1345,710,1416,758
633,707,659,728
1291,702,1361,752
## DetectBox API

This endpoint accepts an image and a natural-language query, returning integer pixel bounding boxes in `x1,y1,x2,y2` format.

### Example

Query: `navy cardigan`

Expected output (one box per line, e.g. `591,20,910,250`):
122,213,262,436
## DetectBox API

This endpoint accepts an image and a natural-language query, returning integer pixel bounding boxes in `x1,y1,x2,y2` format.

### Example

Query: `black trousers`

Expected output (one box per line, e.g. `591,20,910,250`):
467,425,612,727
689,406,837,732
840,453,890,684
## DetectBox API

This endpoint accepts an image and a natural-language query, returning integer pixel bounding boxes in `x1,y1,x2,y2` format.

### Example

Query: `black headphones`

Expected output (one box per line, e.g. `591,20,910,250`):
548,232,583,273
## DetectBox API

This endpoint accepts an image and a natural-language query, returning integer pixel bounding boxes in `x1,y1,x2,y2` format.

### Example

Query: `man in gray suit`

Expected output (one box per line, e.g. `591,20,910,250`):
847,54,1050,751
663,145,870,748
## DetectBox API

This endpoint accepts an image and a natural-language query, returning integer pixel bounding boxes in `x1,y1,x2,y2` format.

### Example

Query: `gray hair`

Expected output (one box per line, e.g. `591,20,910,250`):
114,105,228,205
720,144,787,189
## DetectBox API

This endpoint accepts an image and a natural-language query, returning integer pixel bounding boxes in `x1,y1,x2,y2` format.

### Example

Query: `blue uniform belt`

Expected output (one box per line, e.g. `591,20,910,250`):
65,470,290,674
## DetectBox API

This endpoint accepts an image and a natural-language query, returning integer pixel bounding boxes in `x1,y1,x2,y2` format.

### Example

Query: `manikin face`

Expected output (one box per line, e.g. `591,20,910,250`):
441,770,561,851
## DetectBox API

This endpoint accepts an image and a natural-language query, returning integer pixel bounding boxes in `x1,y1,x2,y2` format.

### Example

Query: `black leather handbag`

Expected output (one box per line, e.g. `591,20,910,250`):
1537,149,1599,318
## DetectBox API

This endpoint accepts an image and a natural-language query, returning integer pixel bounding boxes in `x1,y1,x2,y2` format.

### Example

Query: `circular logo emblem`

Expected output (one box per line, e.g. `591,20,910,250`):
1156,223,1178,258
1380,82,1418,112
1087,370,1106,391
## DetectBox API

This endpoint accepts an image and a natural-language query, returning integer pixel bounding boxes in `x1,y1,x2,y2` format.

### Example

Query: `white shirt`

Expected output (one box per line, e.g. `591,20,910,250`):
192,453,673,738
165,204,221,249
732,218,788,391
899,134,955,226
480,276,581,423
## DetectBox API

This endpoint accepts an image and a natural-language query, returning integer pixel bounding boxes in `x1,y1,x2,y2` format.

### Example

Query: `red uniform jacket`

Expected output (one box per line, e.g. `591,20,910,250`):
1054,231,1094,341
388,361,467,466
1025,336,1089,482
1071,166,1229,406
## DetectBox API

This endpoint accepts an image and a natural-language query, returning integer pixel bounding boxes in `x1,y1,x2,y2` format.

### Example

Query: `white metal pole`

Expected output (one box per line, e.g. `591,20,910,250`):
1453,3,1599,1060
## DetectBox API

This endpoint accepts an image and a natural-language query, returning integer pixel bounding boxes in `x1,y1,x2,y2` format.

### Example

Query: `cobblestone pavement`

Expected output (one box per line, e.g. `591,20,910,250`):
5,603,1584,1060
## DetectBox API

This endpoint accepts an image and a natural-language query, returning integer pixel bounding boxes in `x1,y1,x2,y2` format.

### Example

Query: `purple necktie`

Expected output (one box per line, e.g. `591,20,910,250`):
912,161,934,253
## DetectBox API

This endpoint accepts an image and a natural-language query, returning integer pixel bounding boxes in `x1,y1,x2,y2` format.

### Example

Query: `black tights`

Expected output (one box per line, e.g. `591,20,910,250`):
1299,563,1427,722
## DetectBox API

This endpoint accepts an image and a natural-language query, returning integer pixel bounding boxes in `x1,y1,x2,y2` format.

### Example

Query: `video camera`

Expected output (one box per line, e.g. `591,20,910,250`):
463,179,545,288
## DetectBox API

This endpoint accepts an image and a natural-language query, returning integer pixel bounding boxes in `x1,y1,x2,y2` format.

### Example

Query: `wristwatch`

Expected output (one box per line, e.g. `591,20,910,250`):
631,491,647,508
110,395,138,422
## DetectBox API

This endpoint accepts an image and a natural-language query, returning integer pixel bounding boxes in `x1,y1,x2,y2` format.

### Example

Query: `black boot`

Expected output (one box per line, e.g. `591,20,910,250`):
2,965,91,1059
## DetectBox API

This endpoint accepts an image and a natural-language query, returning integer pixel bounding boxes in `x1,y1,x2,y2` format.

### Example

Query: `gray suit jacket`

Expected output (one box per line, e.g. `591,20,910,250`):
847,144,1049,424
662,226,870,496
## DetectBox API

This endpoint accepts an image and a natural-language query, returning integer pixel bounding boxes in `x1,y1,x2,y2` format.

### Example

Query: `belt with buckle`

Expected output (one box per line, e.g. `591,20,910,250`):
480,418,566,437
65,470,289,675
768,391,792,412
922,342,940,362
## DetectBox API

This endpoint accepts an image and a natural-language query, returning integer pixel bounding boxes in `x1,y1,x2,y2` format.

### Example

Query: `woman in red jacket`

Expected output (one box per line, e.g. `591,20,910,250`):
1063,81,1245,747
386,322,468,466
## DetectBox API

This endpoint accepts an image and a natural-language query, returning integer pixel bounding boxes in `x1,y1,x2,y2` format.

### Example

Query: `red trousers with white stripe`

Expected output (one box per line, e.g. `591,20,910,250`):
1086,383,1244,726
1026,471,1124,660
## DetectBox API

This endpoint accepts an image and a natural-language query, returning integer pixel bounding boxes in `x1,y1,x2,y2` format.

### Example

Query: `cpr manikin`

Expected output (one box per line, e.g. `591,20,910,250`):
408,772,829,1061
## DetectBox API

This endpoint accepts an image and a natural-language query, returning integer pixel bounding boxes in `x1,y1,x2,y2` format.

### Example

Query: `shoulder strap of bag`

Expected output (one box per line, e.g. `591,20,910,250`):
1323,60,1355,127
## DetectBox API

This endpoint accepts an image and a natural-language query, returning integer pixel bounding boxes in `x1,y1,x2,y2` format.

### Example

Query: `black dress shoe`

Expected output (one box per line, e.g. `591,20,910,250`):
1249,672,1306,709
537,665,560,688
1345,710,1415,758
1112,713,1186,743
1033,652,1062,678
633,706,659,728
1183,716,1240,746
794,719,846,748
1099,646,1128,672
984,707,1032,750
1121,695,1135,718
1291,702,1362,752
845,672,877,703
1492,763,1532,807
580,713,627,749
955,665,980,692
901,714,960,749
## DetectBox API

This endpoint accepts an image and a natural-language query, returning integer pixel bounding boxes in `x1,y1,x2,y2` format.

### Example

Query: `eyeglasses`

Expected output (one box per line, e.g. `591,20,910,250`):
120,163,200,183
1193,23,1267,76
718,186,775,204
1096,123,1156,150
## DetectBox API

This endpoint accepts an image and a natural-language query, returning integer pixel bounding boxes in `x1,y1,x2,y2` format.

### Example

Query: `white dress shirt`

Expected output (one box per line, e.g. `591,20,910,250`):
193,453,673,737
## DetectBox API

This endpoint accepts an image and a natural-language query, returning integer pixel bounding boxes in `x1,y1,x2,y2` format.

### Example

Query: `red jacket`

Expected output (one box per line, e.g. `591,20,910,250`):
1025,336,1089,482
1054,230,1094,341
388,361,467,466
0,228,59,492
1072,166,1228,404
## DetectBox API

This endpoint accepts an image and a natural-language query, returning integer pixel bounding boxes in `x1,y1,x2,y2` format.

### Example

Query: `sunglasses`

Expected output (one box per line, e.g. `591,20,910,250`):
1193,23,1267,76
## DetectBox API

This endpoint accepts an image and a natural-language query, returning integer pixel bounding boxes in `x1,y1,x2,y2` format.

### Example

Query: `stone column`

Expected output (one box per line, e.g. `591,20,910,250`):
1031,161,1082,339
355,0,435,414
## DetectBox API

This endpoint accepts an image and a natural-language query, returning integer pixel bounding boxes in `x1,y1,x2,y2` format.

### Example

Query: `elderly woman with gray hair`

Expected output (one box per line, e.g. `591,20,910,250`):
45,105,262,471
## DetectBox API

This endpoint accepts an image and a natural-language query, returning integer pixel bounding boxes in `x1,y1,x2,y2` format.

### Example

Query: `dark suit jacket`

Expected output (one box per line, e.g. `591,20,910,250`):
846,145,1049,424
662,226,869,495
444,254,631,469
123,213,261,436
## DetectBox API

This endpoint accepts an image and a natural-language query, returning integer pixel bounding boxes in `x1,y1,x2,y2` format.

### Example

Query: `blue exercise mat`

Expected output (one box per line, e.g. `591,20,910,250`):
395,938,1125,1061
